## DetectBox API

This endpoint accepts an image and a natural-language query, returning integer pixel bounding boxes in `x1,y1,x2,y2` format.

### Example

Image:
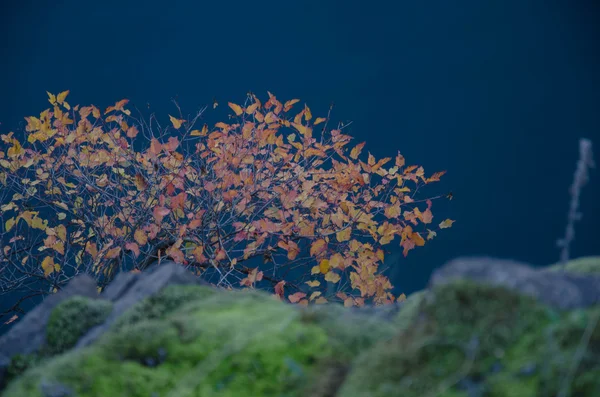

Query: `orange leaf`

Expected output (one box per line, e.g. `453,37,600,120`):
288,292,306,303
228,102,244,116
134,173,148,191
126,126,139,138
283,99,300,112
274,280,286,297
350,142,366,160
309,239,327,257
125,242,140,257
169,115,185,129
153,206,170,223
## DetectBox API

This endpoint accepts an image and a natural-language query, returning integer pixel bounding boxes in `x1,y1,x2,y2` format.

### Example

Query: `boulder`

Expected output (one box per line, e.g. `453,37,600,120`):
74,260,212,350
2,256,599,396
429,256,600,310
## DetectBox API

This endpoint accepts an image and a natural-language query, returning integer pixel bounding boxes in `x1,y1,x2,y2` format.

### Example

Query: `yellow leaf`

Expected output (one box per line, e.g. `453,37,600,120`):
439,219,455,229
311,265,320,275
228,102,244,116
56,90,69,104
336,227,351,242
309,291,322,301
47,91,57,105
191,124,209,136
329,253,344,269
41,256,55,277
304,104,312,121
52,201,69,211
319,259,330,274
169,115,185,129
314,117,326,125
53,241,65,255
55,225,67,241
324,271,341,284
134,229,148,245
305,280,321,287
426,229,437,240
5,218,15,232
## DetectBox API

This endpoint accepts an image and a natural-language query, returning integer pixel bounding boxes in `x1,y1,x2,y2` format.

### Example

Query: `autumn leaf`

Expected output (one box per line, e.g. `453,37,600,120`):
319,259,330,274
350,142,366,160
134,229,148,245
191,124,209,136
283,99,300,112
305,280,321,287
5,218,15,232
126,126,139,138
3,314,18,325
336,227,352,242
309,239,327,257
309,291,322,301
324,271,340,283
228,102,244,116
46,91,57,105
41,256,60,277
169,115,185,129
288,292,306,303
153,206,170,222
304,104,312,121
134,173,148,191
245,102,259,115
439,219,455,229
125,242,140,257
274,280,286,297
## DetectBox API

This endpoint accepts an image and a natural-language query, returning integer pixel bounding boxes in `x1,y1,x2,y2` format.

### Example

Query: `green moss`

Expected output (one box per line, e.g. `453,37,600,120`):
45,296,113,356
546,256,600,275
5,280,599,396
3,286,337,397
338,281,555,397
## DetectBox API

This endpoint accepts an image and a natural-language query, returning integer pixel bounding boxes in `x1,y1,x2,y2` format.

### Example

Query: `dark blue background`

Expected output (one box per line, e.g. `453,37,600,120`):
1,0,598,299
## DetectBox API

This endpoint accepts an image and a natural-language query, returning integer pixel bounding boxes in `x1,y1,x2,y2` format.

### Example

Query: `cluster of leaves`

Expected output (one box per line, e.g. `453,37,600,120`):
0,90,453,323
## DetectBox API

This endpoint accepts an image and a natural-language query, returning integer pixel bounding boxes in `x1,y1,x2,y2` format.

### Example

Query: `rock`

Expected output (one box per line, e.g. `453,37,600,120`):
544,255,600,275
2,257,599,396
74,260,212,349
44,297,113,355
338,280,600,397
0,273,98,359
0,274,98,390
429,256,600,310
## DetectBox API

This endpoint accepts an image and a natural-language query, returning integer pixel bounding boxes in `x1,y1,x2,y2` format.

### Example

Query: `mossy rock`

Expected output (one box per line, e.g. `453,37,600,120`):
2,296,113,387
3,284,394,397
546,256,600,275
338,280,600,397
45,296,113,356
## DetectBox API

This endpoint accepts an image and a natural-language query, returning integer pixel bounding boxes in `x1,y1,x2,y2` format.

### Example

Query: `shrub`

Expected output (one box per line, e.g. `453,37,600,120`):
0,91,452,325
